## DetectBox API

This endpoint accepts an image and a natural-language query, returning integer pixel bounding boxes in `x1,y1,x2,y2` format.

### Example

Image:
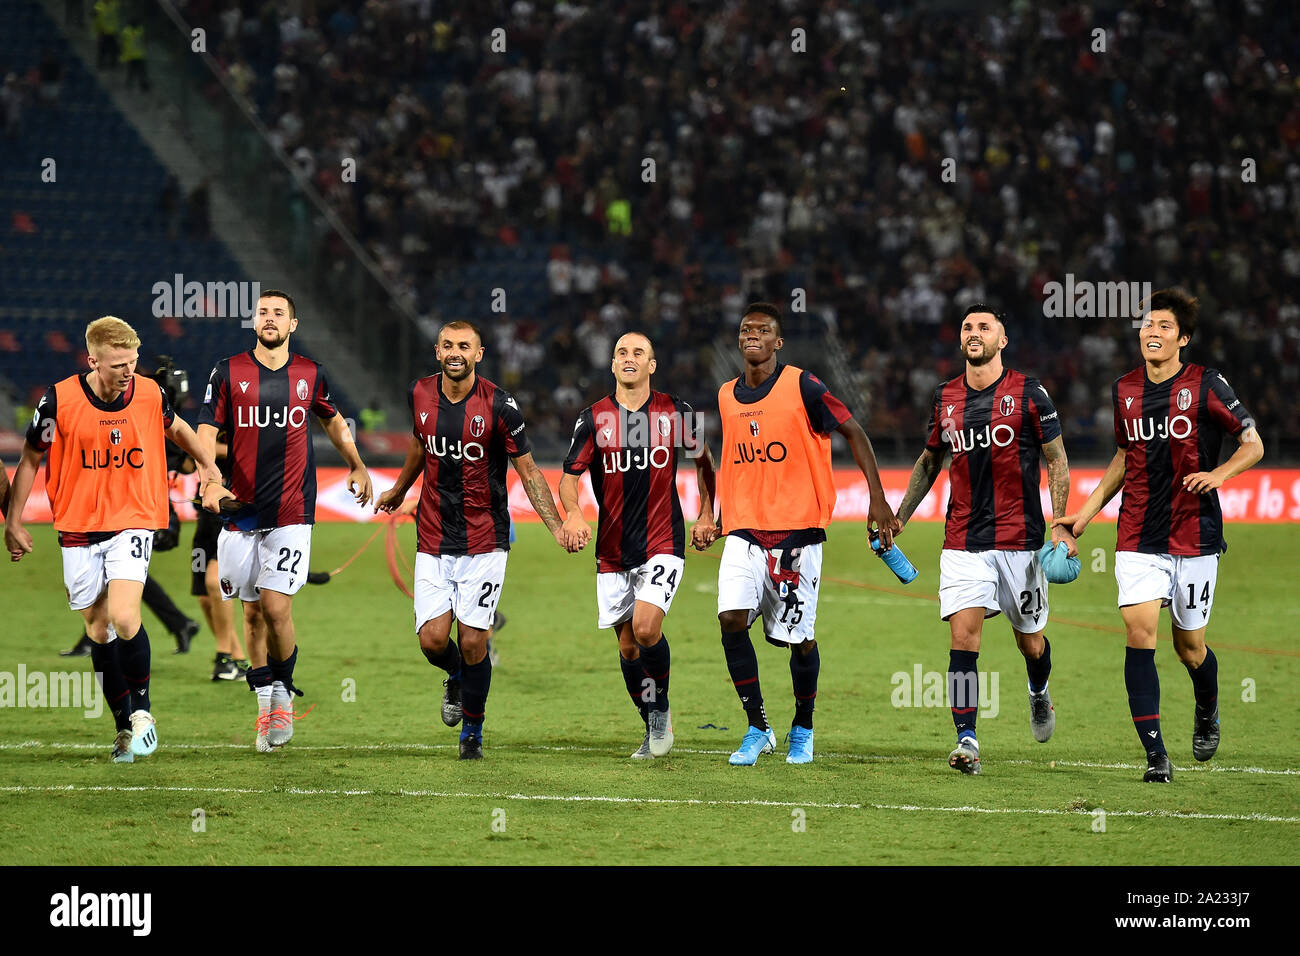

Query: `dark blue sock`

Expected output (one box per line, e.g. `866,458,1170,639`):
117,625,152,713
1125,646,1165,756
90,639,131,731
618,649,648,724
1026,636,1052,694
461,655,492,727
268,645,299,695
618,650,648,725
1186,646,1218,708
245,664,273,692
639,634,670,713
422,638,461,675
790,643,819,729
721,627,767,731
948,649,979,740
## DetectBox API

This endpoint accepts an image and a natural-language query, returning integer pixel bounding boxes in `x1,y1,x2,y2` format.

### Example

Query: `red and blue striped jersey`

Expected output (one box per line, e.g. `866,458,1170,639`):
1113,363,1251,556
199,351,337,530
410,373,529,556
563,391,700,573
926,367,1061,551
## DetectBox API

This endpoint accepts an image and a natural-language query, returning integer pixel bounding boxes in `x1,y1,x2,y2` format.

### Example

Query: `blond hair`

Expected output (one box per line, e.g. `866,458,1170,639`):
85,316,141,354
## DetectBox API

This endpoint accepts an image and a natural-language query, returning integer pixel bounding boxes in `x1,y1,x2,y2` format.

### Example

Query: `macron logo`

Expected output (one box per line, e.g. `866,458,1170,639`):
238,381,250,393
50,886,151,936
1124,396,1134,409
420,412,428,424
946,405,954,416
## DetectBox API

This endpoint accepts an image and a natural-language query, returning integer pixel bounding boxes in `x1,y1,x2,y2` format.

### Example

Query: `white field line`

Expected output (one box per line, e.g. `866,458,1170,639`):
1,783,1296,823
2,739,1297,776
0,784,858,811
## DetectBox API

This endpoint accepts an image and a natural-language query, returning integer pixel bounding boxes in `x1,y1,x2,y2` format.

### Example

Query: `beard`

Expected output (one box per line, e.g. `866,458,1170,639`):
441,359,473,380
962,340,995,366
258,327,288,349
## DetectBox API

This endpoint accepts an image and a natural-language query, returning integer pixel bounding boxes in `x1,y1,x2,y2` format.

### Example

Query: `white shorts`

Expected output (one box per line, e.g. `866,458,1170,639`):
1115,551,1219,630
217,524,313,602
596,554,685,629
414,550,508,632
717,535,822,645
939,549,1049,633
61,529,154,610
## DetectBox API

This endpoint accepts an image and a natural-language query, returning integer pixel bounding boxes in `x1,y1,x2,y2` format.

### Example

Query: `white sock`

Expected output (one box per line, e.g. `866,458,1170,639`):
256,684,273,710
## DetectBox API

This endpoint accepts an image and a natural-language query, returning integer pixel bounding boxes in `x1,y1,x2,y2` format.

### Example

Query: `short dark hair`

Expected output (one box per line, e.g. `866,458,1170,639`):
1142,288,1198,341
258,289,296,318
741,302,782,335
960,303,1007,329
439,320,483,346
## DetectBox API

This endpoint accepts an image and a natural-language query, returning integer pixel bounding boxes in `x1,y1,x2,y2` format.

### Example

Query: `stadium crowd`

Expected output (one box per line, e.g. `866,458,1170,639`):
171,0,1300,457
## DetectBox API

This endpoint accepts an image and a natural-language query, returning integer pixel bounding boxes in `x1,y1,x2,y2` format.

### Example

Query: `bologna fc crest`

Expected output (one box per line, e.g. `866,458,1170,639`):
296,379,309,401
220,578,234,597
658,415,672,437
750,421,760,437
470,415,486,438
999,395,1015,417
110,429,122,445
1177,388,1192,411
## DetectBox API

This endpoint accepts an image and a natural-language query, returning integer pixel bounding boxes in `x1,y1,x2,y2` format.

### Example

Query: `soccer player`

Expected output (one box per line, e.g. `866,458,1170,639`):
559,332,718,758
1057,289,1262,782
895,304,1075,775
701,303,898,765
198,290,373,752
374,321,576,759
4,317,227,761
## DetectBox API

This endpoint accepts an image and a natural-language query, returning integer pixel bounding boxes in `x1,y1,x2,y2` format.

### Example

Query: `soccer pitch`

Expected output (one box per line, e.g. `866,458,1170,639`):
2,521,1296,865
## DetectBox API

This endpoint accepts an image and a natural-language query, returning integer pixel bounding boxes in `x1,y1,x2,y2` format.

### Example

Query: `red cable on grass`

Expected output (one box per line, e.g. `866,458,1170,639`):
326,522,386,578
384,512,415,598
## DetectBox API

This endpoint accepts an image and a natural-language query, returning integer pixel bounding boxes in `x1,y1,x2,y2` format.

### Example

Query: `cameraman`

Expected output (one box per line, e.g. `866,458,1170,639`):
159,357,251,680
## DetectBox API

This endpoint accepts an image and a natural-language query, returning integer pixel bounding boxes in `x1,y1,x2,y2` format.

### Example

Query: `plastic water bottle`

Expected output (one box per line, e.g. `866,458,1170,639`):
870,530,918,584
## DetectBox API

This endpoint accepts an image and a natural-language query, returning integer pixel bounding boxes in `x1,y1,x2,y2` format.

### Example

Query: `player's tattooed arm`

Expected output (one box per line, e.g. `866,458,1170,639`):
897,447,945,529
691,441,719,550
376,437,425,514
838,417,901,547
512,453,568,544
4,443,45,561
1184,424,1265,493
1055,446,1126,539
1041,437,1076,556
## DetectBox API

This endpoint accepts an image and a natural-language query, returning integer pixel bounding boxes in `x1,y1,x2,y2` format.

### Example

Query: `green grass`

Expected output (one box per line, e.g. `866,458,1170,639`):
2,520,1296,864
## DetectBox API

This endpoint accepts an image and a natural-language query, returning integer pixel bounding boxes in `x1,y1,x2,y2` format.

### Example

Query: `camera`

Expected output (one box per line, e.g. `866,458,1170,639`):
150,355,189,409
